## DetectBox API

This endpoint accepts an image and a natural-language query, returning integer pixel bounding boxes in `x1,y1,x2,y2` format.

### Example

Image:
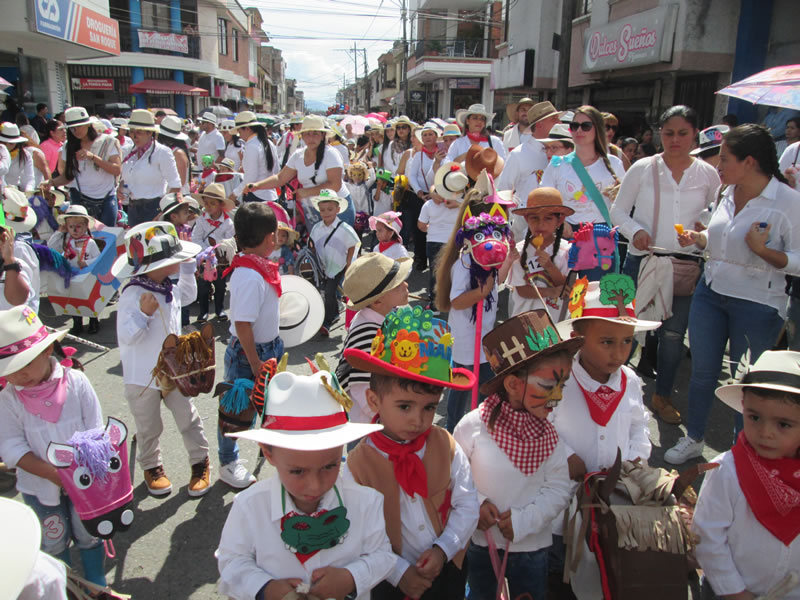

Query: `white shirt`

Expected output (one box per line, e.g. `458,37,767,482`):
0,240,40,312
224,141,244,171
346,173,376,214
406,151,436,195
779,141,800,191
381,143,407,174
239,136,278,201
286,146,346,195
448,259,497,364
227,260,280,343
338,306,384,424
277,130,303,165
331,142,350,167
120,135,134,157
30,147,48,188
116,261,197,388
196,128,225,163
121,142,181,199
0,361,103,505
379,242,409,260
693,450,800,599
310,218,360,277
352,432,479,586
47,232,101,268
507,239,570,317
418,199,460,244
541,154,625,225
6,149,35,192
216,473,396,600
701,177,800,317
454,408,573,552
191,213,234,250
611,155,720,255
0,144,10,192
445,135,507,163
502,124,531,153
62,134,120,199
495,137,549,240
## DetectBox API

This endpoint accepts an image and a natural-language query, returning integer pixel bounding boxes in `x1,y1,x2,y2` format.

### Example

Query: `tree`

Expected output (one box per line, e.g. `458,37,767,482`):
598,273,636,316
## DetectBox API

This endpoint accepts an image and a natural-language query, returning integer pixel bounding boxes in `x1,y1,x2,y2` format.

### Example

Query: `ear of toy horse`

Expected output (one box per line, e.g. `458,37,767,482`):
106,417,128,447
47,442,76,468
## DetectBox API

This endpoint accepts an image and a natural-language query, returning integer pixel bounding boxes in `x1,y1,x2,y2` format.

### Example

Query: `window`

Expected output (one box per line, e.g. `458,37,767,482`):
232,29,239,61
218,18,228,55
574,0,592,19
142,1,170,32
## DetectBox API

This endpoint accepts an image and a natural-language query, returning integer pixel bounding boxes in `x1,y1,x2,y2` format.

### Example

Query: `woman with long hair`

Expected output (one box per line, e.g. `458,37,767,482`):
39,119,66,176
20,125,50,188
234,111,279,203
157,115,192,195
611,105,721,425
775,116,800,158
602,112,631,170
375,116,414,217
49,107,121,227
446,104,506,163
219,118,244,171
664,125,800,464
0,123,35,192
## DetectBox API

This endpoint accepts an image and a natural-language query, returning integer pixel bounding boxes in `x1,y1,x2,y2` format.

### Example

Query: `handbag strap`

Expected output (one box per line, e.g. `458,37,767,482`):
486,528,511,599
650,155,661,254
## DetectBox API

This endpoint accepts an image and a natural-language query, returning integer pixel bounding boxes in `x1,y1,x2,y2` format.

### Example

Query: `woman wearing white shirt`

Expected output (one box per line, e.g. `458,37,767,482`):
0,124,35,192
157,115,192,195
120,109,181,226
665,124,800,465
612,105,721,425
234,111,278,203
219,119,244,171
20,125,51,189
376,117,414,216
446,103,505,163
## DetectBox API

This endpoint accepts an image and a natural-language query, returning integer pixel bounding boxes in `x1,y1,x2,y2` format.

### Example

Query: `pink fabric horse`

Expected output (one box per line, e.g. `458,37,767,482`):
568,222,618,272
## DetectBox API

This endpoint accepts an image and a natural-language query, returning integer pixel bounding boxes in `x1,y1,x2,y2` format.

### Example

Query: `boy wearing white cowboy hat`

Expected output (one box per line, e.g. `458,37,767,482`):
368,211,408,260
693,350,800,600
196,111,225,165
114,221,211,498
447,104,505,164
310,189,360,336
216,369,396,600
0,305,107,586
551,273,658,600
1,187,41,313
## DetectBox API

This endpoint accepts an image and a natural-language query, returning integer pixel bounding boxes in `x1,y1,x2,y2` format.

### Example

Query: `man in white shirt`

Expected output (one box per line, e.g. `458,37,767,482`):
196,113,225,165
502,97,535,153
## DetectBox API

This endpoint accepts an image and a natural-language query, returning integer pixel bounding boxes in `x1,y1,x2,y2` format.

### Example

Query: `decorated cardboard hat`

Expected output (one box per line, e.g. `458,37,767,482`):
345,305,477,390
56,203,96,229
715,350,800,413
227,370,383,450
368,211,402,242
311,188,348,214
434,162,469,201
465,145,504,180
506,97,536,123
0,305,68,377
691,125,730,156
481,309,584,395
111,221,201,279
343,252,412,311
3,187,36,232
556,274,661,339
512,187,574,217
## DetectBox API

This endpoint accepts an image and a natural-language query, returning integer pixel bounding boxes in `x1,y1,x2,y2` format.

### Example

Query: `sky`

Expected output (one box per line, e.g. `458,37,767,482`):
251,0,405,107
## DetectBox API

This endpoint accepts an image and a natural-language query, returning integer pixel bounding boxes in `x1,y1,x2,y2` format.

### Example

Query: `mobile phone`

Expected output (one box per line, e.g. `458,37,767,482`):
436,141,446,153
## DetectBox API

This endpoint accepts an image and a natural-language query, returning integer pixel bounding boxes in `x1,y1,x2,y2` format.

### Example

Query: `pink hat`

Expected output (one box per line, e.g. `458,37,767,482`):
368,211,403,243
267,201,299,243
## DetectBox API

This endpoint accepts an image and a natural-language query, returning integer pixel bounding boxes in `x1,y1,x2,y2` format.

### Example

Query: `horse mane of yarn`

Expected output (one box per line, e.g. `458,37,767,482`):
68,428,113,482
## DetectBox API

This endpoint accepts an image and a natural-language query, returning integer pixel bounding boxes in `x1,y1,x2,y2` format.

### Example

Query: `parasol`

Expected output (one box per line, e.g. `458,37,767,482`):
340,114,370,135
717,64,800,111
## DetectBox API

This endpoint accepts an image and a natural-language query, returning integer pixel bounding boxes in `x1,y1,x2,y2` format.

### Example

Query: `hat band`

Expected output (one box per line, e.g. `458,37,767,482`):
128,241,179,271
160,124,182,136
741,370,800,389
581,306,635,319
0,325,48,357
351,262,400,306
263,412,347,431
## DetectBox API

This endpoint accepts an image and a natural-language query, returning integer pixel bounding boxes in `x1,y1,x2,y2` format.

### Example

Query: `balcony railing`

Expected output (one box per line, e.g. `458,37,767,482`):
120,27,201,60
413,38,485,60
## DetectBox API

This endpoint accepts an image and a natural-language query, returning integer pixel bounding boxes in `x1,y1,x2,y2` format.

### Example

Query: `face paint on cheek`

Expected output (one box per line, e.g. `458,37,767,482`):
526,368,569,408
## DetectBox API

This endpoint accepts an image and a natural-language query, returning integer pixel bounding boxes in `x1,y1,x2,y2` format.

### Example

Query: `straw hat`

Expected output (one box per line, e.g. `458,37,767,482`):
0,497,41,599
368,211,403,242
227,370,383,450
3,187,36,232
0,123,28,144
158,115,188,141
0,305,68,377
691,125,730,156
288,112,305,125
56,203,96,229
48,186,69,207
279,275,325,348
111,221,201,279
311,188,348,213
526,101,562,126
195,183,236,212
127,109,159,133
218,119,236,132
715,350,800,413
158,193,199,219
441,123,461,138
198,112,217,125
64,106,92,129
218,157,236,170
298,115,329,134
539,123,574,145
465,145,504,180
343,252,412,311
234,111,261,129
392,115,417,129
506,97,535,123
456,103,495,129
414,122,441,144
512,187,574,217
434,162,469,201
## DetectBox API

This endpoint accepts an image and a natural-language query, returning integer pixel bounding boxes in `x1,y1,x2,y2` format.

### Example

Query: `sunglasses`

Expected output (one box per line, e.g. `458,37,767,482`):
569,121,594,132
606,124,618,131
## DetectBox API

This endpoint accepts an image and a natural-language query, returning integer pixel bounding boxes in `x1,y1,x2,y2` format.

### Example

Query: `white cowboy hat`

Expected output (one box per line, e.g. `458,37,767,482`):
434,162,469,201
343,253,412,311
540,123,574,145
111,221,201,279
64,106,92,129
234,111,261,130
279,275,325,348
158,115,189,141
288,112,305,125
127,109,159,133
56,203,96,229
110,117,129,131
158,193,199,219
298,115,329,134
715,350,800,413
0,305,68,377
218,119,236,132
311,189,348,213
691,125,730,156
0,123,28,144
455,103,495,129
0,497,42,600
391,115,417,130
414,122,441,144
368,211,403,242
198,112,217,125
227,370,383,450
3,187,37,232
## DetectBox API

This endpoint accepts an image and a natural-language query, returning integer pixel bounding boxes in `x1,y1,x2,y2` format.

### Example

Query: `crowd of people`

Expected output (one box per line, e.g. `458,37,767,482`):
0,98,799,600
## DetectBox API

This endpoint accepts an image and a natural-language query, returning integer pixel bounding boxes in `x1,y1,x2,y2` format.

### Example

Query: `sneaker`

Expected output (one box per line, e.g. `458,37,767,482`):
219,459,256,489
196,313,208,323
188,457,211,497
216,310,228,321
319,325,330,337
144,465,173,496
664,436,705,465
87,318,100,335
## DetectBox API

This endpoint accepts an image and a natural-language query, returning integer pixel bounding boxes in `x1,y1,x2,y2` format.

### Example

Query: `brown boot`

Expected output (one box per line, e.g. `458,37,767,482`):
144,465,173,496
188,456,211,497
652,393,681,425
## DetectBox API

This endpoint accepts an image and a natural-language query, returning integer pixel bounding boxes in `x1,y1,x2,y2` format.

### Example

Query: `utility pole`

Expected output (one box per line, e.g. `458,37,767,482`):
361,49,369,112
401,0,408,111
555,0,574,110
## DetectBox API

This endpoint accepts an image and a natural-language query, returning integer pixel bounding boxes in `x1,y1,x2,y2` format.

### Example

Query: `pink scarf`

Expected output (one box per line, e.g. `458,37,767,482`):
16,363,69,423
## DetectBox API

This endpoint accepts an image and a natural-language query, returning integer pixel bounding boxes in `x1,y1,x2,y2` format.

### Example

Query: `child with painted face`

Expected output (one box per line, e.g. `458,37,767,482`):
693,351,800,600
344,307,480,600
217,370,395,600
453,310,582,600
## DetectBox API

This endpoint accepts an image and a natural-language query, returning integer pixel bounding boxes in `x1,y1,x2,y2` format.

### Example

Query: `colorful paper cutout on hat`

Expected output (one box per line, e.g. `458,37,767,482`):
525,324,559,352
598,273,636,317
568,276,589,318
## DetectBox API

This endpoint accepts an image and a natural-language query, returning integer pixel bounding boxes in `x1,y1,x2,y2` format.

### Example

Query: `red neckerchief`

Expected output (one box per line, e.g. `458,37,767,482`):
731,431,800,546
576,371,627,427
479,393,558,475
467,132,488,143
368,427,432,498
123,141,153,163
223,254,282,296
378,240,399,253
201,167,216,179
206,216,223,227
421,146,436,159
215,172,235,182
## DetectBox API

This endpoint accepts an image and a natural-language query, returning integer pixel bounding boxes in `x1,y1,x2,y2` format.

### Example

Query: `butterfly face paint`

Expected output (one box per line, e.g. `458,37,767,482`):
521,365,571,418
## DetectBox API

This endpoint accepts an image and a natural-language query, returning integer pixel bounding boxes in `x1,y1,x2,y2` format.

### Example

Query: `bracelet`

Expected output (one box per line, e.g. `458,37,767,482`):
2,262,21,272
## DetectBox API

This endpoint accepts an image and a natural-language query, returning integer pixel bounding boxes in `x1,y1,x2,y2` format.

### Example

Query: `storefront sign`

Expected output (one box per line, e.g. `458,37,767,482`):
409,91,424,103
582,4,678,73
71,77,114,90
32,0,120,56
138,30,188,54
448,78,481,90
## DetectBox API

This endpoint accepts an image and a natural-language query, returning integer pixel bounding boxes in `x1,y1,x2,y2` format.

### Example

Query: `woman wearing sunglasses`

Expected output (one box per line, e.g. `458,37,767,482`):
603,112,632,170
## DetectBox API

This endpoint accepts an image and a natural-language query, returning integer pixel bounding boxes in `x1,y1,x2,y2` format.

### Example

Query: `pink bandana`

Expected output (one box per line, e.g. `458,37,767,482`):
16,363,69,423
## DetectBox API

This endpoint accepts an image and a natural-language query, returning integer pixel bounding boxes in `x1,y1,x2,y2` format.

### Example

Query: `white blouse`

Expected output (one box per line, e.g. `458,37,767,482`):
62,134,120,199
5,149,35,192
406,151,436,195
445,135,507,163
121,141,181,199
240,135,278,201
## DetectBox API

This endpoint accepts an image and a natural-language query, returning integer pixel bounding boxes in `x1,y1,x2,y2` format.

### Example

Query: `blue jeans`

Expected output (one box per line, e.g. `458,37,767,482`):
466,542,549,600
786,295,800,351
23,492,100,555
340,193,355,227
686,276,784,442
427,241,444,307
323,269,346,328
127,196,161,227
69,188,118,228
218,335,285,465
445,361,495,432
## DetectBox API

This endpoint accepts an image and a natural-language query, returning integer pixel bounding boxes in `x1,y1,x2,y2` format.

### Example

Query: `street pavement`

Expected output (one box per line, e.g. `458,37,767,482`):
1,265,740,598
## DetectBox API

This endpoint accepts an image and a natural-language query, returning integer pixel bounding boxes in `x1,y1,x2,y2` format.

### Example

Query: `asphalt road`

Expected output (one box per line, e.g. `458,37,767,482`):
2,265,739,598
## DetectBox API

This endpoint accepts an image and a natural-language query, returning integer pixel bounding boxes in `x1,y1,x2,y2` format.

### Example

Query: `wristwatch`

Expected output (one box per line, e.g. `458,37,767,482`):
2,262,21,272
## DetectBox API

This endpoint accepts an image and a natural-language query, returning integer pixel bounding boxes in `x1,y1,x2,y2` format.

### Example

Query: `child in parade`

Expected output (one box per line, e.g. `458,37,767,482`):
0,305,107,585
30,185,67,244
214,157,244,205
266,201,297,276
345,161,376,215
694,350,800,600
310,189,361,336
114,222,211,497
345,307,480,599
218,202,283,489
157,193,200,327
216,370,396,600
335,252,411,425
1,187,41,312
198,154,217,190
369,211,409,260
454,310,581,600
191,183,235,322
47,204,101,334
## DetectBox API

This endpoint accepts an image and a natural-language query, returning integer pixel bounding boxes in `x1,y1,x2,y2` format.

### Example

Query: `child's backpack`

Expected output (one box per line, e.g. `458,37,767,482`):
295,239,325,288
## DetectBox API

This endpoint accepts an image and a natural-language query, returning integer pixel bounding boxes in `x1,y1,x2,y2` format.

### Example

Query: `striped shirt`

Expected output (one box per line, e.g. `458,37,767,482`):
336,307,384,423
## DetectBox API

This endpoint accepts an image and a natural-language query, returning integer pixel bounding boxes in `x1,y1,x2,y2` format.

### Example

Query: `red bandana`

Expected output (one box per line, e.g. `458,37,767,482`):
378,240,399,253
215,173,235,182
421,147,436,159
731,431,800,546
479,393,558,475
368,427,432,498
206,217,222,228
201,167,216,179
467,132,488,143
576,371,627,427
223,254,282,296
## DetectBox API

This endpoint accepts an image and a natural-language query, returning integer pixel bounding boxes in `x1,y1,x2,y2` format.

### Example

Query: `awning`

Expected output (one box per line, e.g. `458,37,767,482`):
129,80,209,96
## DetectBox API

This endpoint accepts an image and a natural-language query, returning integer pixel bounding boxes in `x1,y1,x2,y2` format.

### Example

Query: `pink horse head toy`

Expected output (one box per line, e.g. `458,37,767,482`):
568,222,619,272
46,417,134,539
